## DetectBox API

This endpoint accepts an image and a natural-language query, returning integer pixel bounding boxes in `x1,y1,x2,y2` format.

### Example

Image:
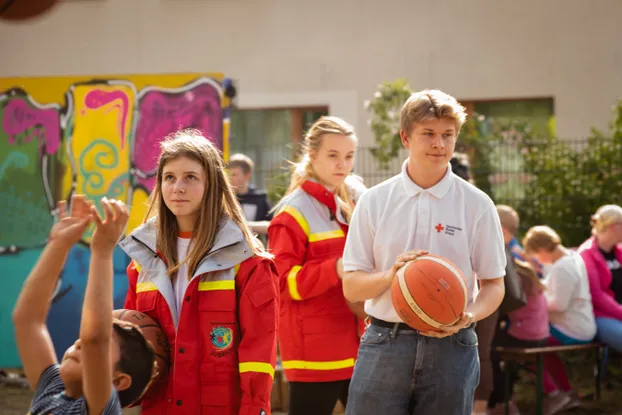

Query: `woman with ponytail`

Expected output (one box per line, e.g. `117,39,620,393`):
268,116,365,415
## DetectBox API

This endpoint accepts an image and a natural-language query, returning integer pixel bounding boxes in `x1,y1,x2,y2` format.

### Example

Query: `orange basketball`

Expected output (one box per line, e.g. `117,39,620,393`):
0,0,58,21
113,309,170,387
391,255,467,331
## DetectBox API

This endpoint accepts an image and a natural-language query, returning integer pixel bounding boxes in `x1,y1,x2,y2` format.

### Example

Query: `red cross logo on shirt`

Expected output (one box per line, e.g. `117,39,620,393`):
435,223,445,233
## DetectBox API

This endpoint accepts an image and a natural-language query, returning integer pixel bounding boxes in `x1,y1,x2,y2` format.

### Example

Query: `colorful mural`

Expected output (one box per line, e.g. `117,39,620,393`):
0,74,232,367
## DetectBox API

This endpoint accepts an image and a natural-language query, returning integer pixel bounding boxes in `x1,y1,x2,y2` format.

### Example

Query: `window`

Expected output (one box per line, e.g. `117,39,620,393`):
229,107,327,198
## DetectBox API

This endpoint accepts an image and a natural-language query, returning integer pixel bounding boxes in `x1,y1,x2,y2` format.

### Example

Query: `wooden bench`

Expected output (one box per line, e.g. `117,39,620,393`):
495,342,606,415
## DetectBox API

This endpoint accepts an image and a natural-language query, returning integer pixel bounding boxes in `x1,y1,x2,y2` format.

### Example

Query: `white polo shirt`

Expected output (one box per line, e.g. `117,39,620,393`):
343,160,506,322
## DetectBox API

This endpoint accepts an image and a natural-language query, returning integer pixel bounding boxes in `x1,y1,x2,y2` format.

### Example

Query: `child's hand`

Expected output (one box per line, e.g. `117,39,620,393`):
90,197,129,254
49,195,93,249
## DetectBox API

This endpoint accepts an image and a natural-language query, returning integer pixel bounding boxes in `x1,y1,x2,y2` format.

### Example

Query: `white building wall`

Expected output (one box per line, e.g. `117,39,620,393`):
2,0,621,147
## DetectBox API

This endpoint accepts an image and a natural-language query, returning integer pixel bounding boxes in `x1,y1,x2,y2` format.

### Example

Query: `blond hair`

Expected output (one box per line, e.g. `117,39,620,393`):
400,89,467,136
497,205,520,235
228,153,254,174
522,225,562,254
281,116,358,222
591,205,622,235
145,129,267,277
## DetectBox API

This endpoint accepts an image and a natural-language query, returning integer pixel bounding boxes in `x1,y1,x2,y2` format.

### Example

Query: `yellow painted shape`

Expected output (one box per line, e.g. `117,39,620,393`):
126,187,150,236
64,83,134,243
0,73,224,106
222,118,231,160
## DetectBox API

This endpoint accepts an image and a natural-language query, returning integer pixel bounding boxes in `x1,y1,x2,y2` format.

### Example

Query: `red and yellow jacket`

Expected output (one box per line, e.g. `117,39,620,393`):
268,180,361,383
119,218,278,415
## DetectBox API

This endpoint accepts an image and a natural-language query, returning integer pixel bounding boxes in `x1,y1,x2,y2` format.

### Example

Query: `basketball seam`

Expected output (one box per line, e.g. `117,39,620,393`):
138,324,161,329
396,266,444,329
417,256,468,313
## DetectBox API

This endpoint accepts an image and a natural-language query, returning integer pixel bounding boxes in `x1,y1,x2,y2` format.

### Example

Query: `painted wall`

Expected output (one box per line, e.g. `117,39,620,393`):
0,73,230,367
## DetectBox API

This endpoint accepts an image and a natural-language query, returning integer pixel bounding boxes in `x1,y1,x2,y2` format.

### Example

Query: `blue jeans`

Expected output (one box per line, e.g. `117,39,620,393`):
346,322,480,415
596,317,622,352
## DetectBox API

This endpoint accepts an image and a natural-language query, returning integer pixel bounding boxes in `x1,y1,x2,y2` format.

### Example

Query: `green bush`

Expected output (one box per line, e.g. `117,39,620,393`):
517,101,622,247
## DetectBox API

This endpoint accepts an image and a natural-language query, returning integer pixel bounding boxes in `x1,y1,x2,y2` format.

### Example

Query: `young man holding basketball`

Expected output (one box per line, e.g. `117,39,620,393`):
12,195,155,414
342,90,506,415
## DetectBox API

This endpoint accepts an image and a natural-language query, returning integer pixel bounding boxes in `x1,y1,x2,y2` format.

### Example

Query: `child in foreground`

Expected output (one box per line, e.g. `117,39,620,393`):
13,195,155,414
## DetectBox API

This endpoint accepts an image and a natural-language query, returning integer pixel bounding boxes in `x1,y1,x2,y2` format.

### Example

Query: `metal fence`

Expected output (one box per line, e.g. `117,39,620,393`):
240,137,622,246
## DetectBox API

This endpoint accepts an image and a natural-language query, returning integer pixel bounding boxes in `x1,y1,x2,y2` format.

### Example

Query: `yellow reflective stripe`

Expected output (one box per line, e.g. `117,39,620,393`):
282,358,355,371
136,282,157,293
234,263,241,276
239,362,275,378
198,280,235,291
133,261,142,273
282,206,310,236
287,266,303,300
309,229,345,242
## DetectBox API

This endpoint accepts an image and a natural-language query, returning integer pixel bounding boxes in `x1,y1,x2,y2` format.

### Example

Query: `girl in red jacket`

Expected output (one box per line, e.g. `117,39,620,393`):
268,116,366,415
119,129,279,415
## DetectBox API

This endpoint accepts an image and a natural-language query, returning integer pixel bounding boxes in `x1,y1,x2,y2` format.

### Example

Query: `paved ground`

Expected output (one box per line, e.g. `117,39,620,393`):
1,374,620,414
0,386,291,415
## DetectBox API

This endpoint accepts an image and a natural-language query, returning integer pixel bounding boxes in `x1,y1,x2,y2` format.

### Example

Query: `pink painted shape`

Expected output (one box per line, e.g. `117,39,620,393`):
133,82,222,191
3,98,61,157
84,89,130,149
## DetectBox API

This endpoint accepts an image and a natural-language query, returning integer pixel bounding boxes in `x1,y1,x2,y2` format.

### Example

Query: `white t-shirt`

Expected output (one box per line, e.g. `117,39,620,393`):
343,160,506,322
545,250,597,341
173,236,192,317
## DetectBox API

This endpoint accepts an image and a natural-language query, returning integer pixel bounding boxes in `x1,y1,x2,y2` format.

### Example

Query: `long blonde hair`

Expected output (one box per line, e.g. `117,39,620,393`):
282,116,358,222
145,129,267,277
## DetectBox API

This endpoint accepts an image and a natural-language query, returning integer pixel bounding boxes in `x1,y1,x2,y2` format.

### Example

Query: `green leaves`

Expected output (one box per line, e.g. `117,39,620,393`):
365,78,413,169
516,102,622,246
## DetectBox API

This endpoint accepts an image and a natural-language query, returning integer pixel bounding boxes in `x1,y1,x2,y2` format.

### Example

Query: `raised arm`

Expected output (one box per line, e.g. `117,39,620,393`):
80,198,129,415
12,196,93,389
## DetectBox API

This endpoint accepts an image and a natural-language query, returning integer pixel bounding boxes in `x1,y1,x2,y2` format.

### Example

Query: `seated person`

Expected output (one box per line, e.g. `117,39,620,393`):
523,225,596,412
579,204,622,352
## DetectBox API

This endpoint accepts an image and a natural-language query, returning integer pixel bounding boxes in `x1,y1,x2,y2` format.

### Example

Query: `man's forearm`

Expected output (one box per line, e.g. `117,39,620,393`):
12,241,70,324
466,277,505,322
343,270,392,303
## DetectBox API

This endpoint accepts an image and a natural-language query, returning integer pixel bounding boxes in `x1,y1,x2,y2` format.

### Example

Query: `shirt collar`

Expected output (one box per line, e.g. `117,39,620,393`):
400,159,454,199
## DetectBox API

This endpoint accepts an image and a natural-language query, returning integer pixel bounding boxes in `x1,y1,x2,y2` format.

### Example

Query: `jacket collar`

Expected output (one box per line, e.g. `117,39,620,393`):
119,216,253,278
301,179,336,211
301,179,349,226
